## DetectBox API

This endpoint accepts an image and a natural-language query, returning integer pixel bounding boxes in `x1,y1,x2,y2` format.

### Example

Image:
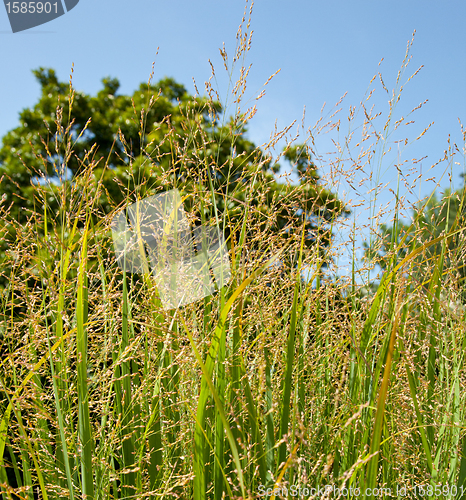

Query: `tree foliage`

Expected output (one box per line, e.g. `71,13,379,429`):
0,68,347,283
367,184,466,298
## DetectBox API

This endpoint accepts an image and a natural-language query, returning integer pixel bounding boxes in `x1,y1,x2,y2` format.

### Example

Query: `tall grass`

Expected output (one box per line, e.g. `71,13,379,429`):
1,4,466,499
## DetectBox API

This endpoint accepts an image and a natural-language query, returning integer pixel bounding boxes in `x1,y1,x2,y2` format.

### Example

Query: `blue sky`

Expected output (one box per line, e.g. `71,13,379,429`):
1,0,465,280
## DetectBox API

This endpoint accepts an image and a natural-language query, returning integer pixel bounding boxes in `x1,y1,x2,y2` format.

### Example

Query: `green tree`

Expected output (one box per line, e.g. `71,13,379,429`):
367,185,466,299
0,67,347,282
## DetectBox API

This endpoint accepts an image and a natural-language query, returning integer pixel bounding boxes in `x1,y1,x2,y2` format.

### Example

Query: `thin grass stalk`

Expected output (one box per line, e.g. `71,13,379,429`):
0,300,77,497
365,281,404,491
168,323,183,491
76,221,95,499
425,248,445,455
93,237,114,498
0,381,49,499
194,182,252,499
214,319,227,499
180,314,246,499
239,346,267,488
230,295,245,475
0,403,12,498
448,326,461,486
193,325,221,500
457,432,466,495
196,247,286,497
269,442,300,500
278,227,305,471
264,346,275,485
8,440,30,497
147,301,165,494
43,290,76,498
116,271,136,498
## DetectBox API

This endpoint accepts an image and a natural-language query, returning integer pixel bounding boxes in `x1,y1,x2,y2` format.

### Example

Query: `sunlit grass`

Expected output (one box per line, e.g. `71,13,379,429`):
1,5,466,499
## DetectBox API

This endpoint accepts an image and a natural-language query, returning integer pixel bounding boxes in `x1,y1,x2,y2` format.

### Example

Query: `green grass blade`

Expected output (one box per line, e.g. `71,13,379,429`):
76,223,95,499
115,271,136,498
365,286,404,491
180,313,246,499
214,319,227,499
192,247,287,498
404,358,434,474
278,227,305,470
0,403,12,497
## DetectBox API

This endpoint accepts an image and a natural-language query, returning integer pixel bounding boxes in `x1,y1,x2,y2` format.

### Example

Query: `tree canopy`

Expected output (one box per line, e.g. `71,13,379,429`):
0,68,348,282
366,184,466,299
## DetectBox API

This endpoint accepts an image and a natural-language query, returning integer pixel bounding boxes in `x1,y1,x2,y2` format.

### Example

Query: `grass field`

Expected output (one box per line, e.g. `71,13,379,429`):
1,7,466,499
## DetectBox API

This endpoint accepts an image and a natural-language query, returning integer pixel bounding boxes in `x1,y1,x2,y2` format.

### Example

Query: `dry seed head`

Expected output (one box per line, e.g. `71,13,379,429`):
219,42,228,71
